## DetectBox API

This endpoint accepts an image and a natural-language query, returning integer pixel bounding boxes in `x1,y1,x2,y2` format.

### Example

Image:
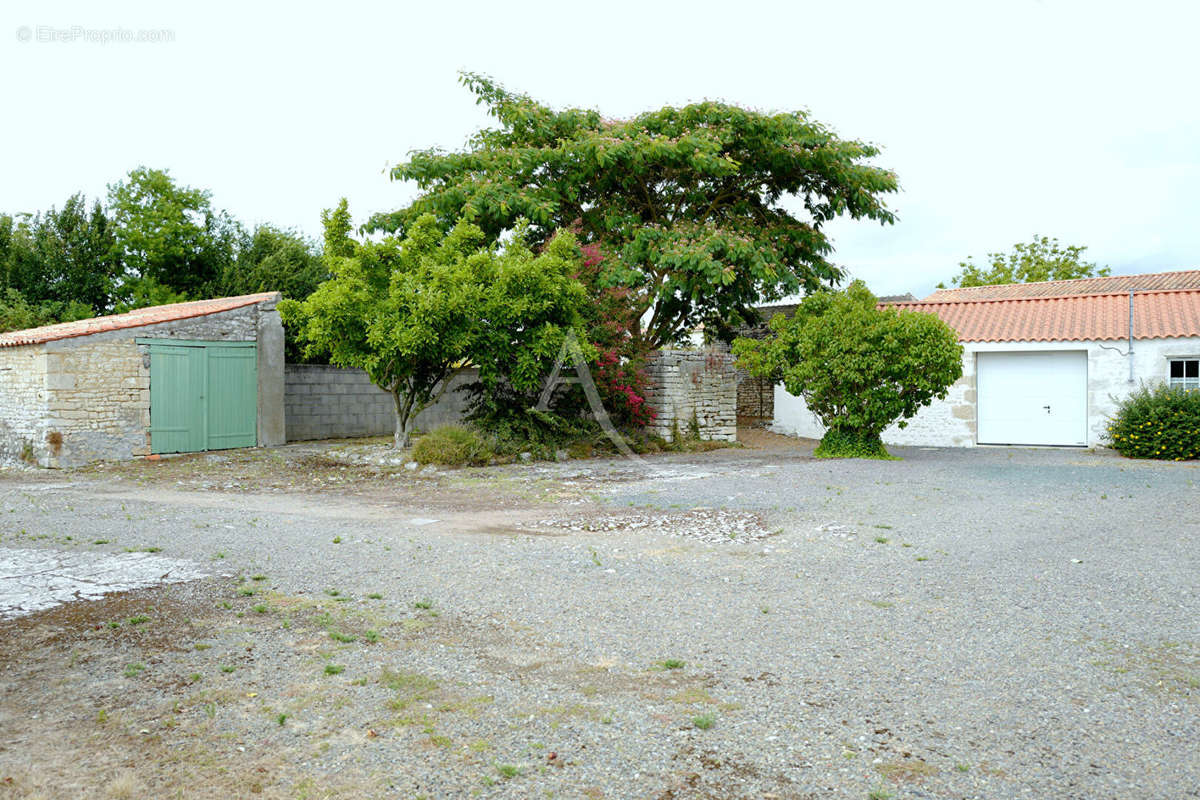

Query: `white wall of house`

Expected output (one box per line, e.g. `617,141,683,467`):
771,336,1200,448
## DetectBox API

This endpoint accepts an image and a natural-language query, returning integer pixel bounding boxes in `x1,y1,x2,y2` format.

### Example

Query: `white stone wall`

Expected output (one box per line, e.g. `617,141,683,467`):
771,336,1200,448
0,346,48,463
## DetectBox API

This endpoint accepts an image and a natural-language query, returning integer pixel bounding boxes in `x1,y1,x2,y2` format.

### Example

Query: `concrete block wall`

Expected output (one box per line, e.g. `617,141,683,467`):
643,346,737,442
284,365,477,442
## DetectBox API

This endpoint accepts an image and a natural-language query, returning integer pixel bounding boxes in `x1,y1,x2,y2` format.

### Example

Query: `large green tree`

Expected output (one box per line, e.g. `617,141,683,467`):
734,282,963,458
108,166,241,301
218,224,326,301
940,235,1109,288
280,211,588,447
370,73,898,348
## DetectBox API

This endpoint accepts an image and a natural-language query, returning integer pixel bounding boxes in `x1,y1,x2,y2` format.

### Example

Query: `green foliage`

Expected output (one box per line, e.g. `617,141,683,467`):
0,288,93,333
219,224,326,300
734,281,962,457
370,72,898,348
410,424,496,466
281,208,588,448
0,195,121,313
1105,384,1200,461
108,166,241,300
813,428,894,460
942,235,1109,288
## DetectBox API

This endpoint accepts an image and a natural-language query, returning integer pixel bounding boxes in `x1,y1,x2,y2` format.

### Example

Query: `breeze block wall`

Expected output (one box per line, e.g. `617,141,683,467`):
643,346,737,442
284,365,477,441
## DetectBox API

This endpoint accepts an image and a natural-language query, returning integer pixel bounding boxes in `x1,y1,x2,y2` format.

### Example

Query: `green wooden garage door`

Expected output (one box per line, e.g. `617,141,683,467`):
145,340,257,455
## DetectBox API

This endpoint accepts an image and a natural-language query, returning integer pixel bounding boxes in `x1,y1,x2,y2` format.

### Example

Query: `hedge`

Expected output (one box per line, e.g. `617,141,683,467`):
1105,384,1200,461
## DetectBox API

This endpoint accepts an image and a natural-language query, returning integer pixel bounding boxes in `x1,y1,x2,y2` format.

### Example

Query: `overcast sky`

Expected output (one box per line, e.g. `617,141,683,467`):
3,0,1198,299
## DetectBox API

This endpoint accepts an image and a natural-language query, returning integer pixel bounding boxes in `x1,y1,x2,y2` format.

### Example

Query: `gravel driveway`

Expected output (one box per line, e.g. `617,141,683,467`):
0,442,1196,799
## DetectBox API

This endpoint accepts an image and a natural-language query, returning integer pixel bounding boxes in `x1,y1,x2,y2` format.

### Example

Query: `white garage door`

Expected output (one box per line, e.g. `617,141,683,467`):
977,351,1088,446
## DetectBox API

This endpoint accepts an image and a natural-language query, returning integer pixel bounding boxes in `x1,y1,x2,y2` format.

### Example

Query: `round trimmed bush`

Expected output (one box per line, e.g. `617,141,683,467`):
1105,384,1200,461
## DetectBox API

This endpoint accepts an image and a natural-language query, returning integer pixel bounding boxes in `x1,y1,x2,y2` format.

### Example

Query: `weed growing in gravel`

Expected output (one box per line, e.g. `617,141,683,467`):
194,643,211,651
413,598,433,610
324,664,345,675
367,593,383,600
867,788,895,800
496,763,521,779
363,630,380,643
277,713,288,726
332,536,342,544
657,659,686,670
107,621,120,629
188,673,202,682
915,556,929,562
220,665,236,673
874,536,889,544
252,604,269,614
96,709,108,724
214,552,226,559
93,539,110,545
589,547,602,566
128,615,149,625
325,589,341,597
874,524,893,530
251,574,267,582
123,662,145,678
955,763,971,772
692,713,716,730
870,600,894,609
329,631,356,643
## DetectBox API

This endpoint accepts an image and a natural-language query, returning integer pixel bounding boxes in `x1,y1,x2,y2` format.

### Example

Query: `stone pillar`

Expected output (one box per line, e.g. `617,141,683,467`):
256,294,286,446
643,345,737,442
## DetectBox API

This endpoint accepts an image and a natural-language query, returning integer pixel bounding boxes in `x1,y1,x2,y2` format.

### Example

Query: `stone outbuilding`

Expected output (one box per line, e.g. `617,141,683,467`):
0,293,285,467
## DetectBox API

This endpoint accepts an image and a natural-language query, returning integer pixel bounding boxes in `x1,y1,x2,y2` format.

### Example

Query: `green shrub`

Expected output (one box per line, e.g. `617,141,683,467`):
814,427,895,460
410,424,495,466
1105,384,1200,461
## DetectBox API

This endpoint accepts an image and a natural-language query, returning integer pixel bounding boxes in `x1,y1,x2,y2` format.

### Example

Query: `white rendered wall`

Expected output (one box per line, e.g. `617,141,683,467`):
770,337,1200,448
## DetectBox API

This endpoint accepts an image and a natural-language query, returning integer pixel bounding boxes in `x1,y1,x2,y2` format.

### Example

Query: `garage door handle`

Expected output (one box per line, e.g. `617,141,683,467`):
1043,405,1051,413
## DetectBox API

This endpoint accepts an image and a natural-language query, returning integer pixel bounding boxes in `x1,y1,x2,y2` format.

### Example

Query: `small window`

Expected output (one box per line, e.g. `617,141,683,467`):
1169,358,1199,390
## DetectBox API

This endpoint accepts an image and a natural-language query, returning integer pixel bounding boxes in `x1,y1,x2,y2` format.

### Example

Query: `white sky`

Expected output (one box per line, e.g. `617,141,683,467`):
3,0,1198,299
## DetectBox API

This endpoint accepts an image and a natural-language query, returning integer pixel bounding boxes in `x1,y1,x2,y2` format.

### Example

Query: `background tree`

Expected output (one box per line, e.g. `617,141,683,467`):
734,282,963,458
280,211,588,448
369,72,898,348
940,235,1109,288
218,224,326,301
108,166,241,301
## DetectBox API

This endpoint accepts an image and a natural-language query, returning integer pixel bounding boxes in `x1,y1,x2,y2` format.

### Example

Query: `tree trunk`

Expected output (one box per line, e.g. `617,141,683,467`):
392,389,412,450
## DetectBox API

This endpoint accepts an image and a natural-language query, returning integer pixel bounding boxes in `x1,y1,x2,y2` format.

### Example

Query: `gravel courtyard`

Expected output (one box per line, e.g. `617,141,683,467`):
0,440,1196,799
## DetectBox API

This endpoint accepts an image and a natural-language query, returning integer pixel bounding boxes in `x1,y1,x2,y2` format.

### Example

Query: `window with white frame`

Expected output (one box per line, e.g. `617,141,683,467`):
1169,358,1199,390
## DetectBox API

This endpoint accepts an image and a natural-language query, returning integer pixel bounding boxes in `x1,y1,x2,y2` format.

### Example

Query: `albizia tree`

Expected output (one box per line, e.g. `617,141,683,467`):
369,73,899,348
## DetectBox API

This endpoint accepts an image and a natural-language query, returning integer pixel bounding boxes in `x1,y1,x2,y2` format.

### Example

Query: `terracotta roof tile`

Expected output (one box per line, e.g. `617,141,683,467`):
890,289,1200,343
923,269,1200,301
0,293,280,348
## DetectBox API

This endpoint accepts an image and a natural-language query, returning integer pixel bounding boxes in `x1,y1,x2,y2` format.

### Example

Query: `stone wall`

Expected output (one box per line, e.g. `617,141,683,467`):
284,365,476,441
0,301,282,468
0,346,48,464
736,368,774,421
643,347,737,442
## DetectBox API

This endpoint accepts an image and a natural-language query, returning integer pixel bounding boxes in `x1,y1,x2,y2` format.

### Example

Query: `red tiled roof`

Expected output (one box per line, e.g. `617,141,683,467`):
923,269,1200,301
890,289,1200,343
0,293,280,348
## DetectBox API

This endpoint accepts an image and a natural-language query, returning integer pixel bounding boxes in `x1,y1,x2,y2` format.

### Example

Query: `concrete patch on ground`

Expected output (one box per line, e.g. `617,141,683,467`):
0,547,207,619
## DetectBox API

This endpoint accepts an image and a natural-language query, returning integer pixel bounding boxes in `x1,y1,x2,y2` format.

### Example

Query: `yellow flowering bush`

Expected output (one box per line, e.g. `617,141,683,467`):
1105,384,1200,461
